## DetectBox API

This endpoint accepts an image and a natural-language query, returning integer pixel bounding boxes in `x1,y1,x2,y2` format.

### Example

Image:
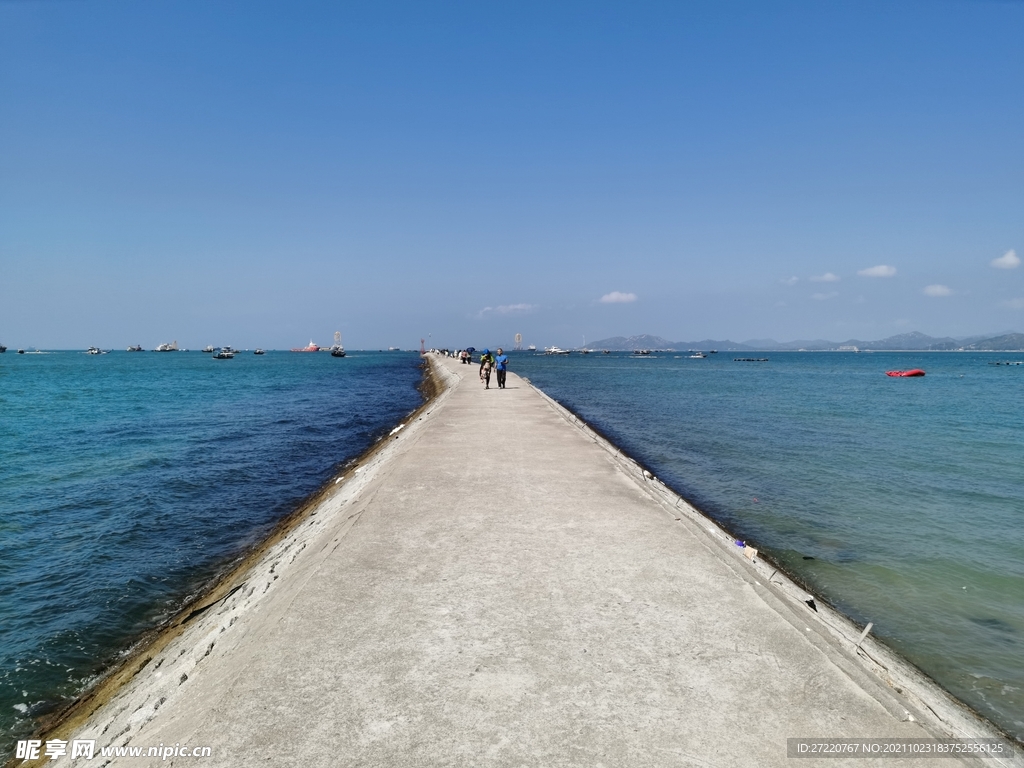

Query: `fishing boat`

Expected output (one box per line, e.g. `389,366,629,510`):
330,331,346,358
291,340,320,352
886,369,925,377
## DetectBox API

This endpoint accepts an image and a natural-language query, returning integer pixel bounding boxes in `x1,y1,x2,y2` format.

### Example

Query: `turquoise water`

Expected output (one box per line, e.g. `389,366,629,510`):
511,351,1024,742
0,350,424,754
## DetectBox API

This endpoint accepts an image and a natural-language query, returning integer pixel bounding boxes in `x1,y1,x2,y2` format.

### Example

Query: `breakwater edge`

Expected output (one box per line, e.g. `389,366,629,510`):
0,351,429,757
509,349,1024,744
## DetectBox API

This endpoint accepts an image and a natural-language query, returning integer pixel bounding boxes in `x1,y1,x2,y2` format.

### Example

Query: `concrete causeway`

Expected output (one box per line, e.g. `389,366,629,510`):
40,355,1016,767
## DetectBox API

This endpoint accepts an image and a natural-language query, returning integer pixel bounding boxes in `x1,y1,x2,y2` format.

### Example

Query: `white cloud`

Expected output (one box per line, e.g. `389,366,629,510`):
810,272,840,282
477,303,537,317
858,265,897,277
599,291,637,304
1004,298,1024,310
780,276,799,286
812,291,839,301
991,249,1020,270
923,284,952,297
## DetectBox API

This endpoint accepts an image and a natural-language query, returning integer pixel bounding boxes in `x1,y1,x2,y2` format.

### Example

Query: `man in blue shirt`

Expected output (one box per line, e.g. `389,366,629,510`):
494,347,509,389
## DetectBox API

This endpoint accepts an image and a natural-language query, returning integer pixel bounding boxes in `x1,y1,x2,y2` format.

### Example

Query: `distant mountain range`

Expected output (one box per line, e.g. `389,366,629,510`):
586,331,1024,352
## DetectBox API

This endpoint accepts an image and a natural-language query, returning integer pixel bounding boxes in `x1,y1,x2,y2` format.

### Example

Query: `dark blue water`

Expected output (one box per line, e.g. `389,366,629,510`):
510,351,1024,741
0,350,424,751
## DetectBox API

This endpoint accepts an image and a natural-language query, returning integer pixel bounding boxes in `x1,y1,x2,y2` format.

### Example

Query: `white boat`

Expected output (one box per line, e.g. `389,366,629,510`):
155,341,179,352
579,336,591,354
87,346,101,355
527,344,536,351
544,346,571,355
689,352,707,359
330,331,346,358
127,345,143,352
254,349,266,355
202,345,215,353
213,347,235,359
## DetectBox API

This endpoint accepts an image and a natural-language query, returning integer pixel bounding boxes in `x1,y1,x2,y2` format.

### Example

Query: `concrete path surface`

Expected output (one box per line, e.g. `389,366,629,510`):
46,355,1014,767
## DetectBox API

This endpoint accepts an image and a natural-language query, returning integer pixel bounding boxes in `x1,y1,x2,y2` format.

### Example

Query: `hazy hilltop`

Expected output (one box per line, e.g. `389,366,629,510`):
587,334,747,351
965,333,1024,351
587,331,1024,351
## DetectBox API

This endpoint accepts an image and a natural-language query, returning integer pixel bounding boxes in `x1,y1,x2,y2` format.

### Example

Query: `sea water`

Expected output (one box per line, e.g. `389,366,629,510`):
0,350,424,753
510,351,1024,742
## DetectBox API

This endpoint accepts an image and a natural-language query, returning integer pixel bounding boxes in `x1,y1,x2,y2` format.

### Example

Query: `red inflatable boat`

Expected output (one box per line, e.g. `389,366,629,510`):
886,369,926,377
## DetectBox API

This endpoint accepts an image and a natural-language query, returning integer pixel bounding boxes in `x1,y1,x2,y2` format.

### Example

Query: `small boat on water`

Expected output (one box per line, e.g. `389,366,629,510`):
0,344,6,353
127,344,143,352
544,346,571,355
86,346,105,355
291,340,320,352
688,351,707,359
886,369,925,377
213,347,235,359
330,331,346,358
527,344,537,351
202,345,215,354
254,349,266,355
155,341,179,352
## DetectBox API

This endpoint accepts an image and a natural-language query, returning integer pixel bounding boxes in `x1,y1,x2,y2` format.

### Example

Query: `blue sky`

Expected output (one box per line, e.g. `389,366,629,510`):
1,0,1021,349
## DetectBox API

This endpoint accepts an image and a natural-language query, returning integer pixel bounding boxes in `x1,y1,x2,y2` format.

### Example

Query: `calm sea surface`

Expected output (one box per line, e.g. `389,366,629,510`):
0,350,424,753
510,350,1024,742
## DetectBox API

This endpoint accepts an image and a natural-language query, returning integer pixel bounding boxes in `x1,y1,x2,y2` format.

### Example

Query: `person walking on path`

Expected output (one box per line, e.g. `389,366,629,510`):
494,348,509,389
479,349,494,389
